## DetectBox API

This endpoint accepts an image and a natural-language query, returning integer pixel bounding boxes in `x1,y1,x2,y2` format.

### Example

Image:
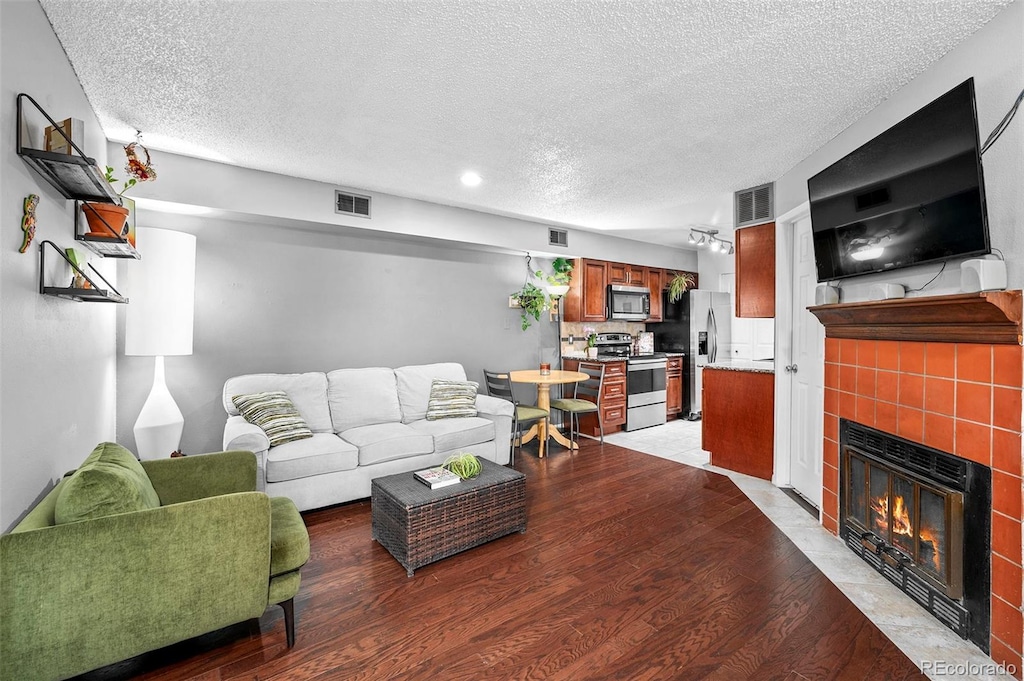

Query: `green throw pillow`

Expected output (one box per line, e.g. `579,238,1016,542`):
233,390,313,447
54,442,161,524
425,379,479,420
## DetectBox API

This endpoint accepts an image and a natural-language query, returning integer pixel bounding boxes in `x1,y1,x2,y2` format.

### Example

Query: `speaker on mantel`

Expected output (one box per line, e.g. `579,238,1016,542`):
868,283,906,301
960,259,1007,293
815,284,839,305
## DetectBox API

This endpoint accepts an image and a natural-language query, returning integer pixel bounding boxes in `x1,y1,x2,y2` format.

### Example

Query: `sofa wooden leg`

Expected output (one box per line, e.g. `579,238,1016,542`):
281,598,296,648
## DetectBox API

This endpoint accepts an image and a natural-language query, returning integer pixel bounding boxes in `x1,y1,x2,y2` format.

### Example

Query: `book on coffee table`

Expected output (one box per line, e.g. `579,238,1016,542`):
414,467,461,489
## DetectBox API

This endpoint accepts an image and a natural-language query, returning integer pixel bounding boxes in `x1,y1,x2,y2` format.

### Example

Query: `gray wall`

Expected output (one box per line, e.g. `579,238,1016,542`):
117,215,560,455
1,0,117,530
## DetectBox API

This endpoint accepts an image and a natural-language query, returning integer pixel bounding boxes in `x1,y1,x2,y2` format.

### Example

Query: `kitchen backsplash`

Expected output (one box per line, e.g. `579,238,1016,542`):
561,321,646,355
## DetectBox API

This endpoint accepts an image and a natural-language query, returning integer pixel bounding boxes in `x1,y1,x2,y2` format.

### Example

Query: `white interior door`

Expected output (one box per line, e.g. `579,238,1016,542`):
787,214,825,507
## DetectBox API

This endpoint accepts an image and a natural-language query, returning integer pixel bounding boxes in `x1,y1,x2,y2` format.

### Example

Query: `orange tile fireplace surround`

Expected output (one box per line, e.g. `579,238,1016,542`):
811,292,1023,675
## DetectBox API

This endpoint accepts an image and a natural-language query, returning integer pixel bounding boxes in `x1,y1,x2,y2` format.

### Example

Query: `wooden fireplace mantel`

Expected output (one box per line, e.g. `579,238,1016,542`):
808,291,1023,344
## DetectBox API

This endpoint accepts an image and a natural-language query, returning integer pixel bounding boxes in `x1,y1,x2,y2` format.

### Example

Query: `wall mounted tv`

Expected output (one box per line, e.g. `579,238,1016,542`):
808,78,990,282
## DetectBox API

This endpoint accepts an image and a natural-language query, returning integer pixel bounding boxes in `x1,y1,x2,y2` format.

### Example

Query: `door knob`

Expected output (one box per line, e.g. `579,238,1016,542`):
785,364,799,373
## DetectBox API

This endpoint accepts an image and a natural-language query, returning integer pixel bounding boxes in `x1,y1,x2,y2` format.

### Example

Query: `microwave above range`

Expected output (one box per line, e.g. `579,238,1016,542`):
607,285,650,321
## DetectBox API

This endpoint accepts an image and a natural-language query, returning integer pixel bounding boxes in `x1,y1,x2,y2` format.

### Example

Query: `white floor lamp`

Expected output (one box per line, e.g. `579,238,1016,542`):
125,228,196,460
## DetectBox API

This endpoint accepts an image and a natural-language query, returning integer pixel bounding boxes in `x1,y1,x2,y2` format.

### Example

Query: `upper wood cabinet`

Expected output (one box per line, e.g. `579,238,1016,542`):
645,268,663,322
735,222,776,318
563,258,608,322
607,262,645,286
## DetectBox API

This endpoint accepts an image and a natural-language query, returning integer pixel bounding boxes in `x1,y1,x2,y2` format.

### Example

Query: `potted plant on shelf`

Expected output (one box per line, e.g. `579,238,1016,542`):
536,257,574,297
667,271,696,303
511,282,548,330
82,139,157,245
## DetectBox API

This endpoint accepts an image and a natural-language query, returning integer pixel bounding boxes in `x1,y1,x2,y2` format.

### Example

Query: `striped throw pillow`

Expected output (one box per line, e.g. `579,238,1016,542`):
425,379,479,420
232,391,313,447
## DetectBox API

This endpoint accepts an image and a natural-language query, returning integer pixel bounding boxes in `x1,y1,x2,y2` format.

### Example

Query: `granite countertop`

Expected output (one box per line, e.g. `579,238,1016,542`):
704,359,775,374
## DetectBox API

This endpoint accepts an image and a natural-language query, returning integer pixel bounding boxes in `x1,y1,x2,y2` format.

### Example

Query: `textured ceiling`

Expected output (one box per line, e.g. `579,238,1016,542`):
39,0,1011,248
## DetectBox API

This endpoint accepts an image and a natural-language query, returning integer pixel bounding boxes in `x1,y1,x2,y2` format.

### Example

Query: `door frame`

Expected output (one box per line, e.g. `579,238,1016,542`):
772,201,811,490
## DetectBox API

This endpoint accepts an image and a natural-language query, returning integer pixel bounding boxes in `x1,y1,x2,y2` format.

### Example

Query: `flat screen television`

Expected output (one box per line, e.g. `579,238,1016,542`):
808,78,990,282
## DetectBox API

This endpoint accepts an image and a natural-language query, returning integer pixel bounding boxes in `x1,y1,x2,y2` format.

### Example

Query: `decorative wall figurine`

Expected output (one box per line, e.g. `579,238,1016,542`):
19,194,39,253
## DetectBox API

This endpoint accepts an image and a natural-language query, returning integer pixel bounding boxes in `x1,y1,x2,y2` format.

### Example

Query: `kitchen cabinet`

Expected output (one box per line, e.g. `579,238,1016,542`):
666,356,683,418
561,359,626,435
563,258,608,322
702,367,774,479
735,222,775,318
645,268,663,322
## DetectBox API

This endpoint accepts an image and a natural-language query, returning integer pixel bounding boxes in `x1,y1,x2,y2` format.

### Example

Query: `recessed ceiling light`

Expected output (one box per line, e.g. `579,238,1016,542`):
460,171,482,187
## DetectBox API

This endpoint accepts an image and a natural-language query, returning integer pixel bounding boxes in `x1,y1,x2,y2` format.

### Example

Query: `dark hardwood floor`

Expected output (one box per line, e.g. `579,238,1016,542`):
79,441,925,680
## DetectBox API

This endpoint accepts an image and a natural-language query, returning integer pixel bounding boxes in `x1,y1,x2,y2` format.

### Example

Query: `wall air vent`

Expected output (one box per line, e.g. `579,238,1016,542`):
549,228,568,247
734,182,774,227
335,190,371,218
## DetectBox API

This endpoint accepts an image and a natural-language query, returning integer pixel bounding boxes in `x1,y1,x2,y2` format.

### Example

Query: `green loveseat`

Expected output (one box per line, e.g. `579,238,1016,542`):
0,444,310,681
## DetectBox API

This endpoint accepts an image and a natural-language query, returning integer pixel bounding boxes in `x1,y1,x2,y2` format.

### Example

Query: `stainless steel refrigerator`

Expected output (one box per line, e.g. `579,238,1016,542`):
646,289,731,419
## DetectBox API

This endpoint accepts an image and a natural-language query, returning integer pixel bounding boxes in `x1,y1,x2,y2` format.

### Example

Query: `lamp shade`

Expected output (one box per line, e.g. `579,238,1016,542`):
125,228,196,356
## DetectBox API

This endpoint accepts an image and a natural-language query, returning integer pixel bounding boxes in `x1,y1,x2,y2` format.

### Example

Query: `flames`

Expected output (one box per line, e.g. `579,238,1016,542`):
870,494,942,573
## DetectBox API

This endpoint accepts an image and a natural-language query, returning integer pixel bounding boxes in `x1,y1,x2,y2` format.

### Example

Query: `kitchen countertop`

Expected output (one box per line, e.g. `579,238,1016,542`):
562,353,628,363
705,359,775,374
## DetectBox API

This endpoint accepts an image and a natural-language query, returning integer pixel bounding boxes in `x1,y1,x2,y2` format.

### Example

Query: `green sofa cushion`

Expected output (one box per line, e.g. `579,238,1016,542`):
269,496,310,577
54,442,161,524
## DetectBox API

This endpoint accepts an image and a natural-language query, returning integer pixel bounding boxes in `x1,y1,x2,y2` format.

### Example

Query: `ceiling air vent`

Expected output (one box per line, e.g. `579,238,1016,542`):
548,228,568,247
335,190,371,218
734,182,774,227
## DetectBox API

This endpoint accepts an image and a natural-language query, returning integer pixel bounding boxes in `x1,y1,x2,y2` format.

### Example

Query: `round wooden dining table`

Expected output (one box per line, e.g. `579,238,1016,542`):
508,369,588,457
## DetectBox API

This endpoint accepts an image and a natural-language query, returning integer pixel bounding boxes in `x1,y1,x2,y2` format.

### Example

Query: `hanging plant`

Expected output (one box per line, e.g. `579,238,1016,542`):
512,282,548,330
668,272,696,303
535,257,574,288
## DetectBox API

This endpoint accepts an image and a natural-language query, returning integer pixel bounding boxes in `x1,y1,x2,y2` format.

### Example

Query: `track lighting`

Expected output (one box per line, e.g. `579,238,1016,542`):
687,227,733,256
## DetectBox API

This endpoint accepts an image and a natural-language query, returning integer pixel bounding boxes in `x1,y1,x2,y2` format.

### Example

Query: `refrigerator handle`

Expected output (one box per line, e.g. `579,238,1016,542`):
708,307,717,363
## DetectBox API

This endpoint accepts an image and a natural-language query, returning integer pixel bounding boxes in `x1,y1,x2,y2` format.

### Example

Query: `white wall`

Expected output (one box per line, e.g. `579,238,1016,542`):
0,0,116,530
775,0,1023,302
119,146,700,272
115,214,576,455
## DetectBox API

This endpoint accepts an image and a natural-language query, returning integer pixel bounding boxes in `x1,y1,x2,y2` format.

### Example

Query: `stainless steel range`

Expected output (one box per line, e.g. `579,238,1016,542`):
625,354,667,431
594,333,667,431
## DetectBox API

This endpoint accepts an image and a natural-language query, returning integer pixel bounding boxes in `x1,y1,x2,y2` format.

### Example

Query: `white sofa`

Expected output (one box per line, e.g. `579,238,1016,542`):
222,363,514,511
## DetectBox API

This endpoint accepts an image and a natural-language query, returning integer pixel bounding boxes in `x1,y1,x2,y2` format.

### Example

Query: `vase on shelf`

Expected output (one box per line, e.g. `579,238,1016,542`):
82,202,129,240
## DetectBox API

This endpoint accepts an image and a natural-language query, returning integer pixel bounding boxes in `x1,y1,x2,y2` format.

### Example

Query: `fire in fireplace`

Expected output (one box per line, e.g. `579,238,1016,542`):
839,420,991,652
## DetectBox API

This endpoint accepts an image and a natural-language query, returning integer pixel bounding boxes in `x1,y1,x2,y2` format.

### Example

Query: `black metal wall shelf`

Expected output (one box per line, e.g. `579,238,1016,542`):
16,93,119,204
38,240,127,304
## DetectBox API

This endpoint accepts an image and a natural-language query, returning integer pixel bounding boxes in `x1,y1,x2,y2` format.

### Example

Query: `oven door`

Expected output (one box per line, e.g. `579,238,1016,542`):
607,285,650,321
626,359,667,407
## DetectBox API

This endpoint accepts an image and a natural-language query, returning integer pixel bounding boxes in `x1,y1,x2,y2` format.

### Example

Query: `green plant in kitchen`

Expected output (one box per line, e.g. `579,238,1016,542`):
667,272,696,303
443,453,482,480
512,281,548,330
583,325,597,348
536,257,574,288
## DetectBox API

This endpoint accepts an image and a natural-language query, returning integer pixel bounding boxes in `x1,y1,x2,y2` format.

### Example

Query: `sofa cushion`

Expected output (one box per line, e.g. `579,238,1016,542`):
409,417,495,452
327,367,402,432
340,423,434,466
425,379,479,420
54,442,161,524
394,363,468,424
223,372,333,433
266,433,358,483
233,391,314,447
269,496,310,577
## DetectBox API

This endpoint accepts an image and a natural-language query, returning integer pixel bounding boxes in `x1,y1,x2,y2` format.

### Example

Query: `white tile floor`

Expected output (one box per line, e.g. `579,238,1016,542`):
603,418,1016,681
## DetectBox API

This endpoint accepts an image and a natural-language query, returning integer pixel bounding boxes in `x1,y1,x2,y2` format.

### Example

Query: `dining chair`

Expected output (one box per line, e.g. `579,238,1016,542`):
482,369,548,465
550,362,605,448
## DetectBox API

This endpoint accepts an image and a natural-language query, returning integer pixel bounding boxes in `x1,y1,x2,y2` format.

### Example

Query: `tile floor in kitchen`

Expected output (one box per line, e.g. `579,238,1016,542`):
603,418,1015,681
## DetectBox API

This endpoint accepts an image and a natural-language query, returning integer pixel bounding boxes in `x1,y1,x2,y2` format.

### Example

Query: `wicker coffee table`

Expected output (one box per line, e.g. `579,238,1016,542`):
371,459,526,576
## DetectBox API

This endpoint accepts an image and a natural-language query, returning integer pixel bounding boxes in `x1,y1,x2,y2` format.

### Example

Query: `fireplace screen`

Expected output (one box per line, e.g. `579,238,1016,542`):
844,449,964,599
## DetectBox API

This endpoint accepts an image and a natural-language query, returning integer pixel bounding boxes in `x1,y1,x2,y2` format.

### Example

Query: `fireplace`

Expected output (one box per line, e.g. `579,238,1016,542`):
840,420,991,651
